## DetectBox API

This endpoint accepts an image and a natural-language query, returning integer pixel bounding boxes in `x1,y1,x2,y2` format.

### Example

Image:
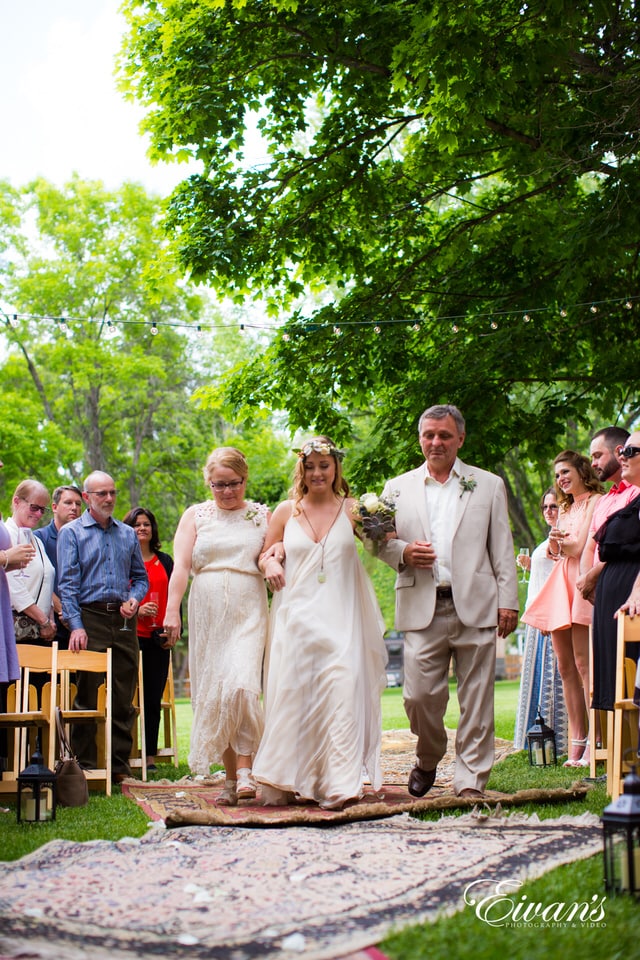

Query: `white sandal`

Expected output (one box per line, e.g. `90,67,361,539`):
563,737,587,768
236,768,257,800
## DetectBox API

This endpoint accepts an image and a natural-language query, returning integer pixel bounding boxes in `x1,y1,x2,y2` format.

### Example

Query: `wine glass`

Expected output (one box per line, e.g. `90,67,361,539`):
17,528,33,578
517,546,530,583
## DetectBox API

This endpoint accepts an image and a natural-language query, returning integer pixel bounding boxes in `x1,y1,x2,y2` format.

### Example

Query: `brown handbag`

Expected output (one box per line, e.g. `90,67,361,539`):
54,707,89,807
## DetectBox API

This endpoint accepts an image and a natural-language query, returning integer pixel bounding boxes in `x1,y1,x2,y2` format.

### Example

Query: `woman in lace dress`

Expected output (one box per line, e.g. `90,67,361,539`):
255,437,388,810
523,451,603,767
163,448,270,804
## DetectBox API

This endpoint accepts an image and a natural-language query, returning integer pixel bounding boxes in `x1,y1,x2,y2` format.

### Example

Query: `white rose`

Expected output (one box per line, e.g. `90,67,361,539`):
362,494,380,513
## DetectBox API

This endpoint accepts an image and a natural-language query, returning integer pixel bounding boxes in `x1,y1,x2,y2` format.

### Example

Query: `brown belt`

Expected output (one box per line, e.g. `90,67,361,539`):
82,602,122,614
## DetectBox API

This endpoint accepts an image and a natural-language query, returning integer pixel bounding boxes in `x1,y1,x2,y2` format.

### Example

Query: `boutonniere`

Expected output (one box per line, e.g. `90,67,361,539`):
459,475,477,498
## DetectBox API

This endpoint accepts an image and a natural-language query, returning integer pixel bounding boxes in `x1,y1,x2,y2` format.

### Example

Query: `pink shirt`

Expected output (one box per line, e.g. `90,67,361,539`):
589,479,640,561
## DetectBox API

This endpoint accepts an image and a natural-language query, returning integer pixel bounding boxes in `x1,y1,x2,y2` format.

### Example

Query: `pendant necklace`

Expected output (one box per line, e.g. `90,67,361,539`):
300,499,344,583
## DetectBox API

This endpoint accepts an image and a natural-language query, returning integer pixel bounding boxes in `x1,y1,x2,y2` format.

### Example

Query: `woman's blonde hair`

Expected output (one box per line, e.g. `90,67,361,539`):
203,447,248,485
553,449,604,510
290,436,349,511
12,479,49,506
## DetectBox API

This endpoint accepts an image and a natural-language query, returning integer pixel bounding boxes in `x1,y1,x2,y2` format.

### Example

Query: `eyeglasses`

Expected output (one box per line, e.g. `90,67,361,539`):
616,445,640,460
210,480,245,492
20,500,50,516
86,489,117,498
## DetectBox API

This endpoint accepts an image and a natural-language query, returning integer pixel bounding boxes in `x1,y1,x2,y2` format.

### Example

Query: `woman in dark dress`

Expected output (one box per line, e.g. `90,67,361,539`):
592,434,640,711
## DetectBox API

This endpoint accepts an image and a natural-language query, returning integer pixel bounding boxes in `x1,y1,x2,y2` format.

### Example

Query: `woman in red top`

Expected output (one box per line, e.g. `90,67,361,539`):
124,507,177,770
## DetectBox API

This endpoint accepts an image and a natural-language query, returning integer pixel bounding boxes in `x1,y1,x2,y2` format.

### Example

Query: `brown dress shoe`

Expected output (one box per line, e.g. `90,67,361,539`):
408,765,437,797
458,788,484,800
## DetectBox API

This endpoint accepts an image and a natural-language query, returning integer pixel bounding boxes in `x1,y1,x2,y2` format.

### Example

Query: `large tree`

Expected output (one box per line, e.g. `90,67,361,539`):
119,0,640,498
0,177,293,528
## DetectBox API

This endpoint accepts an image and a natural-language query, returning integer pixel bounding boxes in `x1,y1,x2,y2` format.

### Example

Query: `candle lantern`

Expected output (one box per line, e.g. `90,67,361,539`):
17,743,57,823
602,762,640,896
526,708,557,767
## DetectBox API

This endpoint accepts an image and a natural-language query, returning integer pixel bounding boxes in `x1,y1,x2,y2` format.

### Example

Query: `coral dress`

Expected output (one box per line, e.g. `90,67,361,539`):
253,507,388,808
522,493,597,633
187,500,269,775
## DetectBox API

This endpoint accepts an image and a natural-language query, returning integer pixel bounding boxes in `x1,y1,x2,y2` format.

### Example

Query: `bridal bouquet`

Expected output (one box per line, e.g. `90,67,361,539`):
352,491,398,551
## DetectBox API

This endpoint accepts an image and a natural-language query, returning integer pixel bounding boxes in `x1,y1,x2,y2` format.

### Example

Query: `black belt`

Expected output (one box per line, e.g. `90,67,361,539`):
436,586,453,598
82,602,122,613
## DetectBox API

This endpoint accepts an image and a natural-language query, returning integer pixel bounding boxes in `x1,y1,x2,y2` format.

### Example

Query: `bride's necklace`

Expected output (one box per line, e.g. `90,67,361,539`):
300,499,343,583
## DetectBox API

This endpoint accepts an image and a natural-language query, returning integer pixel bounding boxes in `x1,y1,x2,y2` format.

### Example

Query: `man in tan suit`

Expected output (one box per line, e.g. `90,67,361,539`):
379,404,518,798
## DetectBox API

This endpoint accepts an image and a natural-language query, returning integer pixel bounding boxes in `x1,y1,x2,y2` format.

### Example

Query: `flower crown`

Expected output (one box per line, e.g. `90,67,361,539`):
296,440,345,462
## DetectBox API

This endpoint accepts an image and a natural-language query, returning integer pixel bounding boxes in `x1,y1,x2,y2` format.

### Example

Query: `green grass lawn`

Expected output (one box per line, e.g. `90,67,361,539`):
2,681,638,959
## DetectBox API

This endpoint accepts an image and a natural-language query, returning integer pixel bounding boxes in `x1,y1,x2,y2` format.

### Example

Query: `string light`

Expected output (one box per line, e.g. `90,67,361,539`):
150,322,159,336
412,323,420,331
57,317,68,333
107,321,117,336
282,333,290,341
590,304,598,313
490,320,498,330
523,314,531,322
625,301,633,309
559,309,567,317
373,325,381,334
10,314,19,328
333,325,342,336
452,324,459,333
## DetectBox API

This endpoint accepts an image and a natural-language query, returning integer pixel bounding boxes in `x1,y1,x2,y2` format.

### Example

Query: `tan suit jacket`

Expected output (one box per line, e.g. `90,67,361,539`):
379,460,518,631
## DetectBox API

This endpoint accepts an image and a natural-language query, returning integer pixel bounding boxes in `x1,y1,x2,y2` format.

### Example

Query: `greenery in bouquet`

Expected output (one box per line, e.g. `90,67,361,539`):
352,492,398,549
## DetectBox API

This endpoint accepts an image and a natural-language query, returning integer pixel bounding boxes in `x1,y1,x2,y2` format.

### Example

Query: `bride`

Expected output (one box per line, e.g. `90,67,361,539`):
256,436,388,809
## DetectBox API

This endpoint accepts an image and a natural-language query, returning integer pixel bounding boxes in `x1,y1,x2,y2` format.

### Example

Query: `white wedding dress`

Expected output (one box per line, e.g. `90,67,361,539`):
253,507,388,808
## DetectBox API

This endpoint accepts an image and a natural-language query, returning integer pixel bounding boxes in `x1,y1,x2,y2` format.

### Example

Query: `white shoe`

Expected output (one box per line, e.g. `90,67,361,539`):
236,768,257,799
217,780,238,806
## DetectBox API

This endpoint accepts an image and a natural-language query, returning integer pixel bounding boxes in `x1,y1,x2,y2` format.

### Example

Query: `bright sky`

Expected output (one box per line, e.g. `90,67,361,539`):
0,0,195,196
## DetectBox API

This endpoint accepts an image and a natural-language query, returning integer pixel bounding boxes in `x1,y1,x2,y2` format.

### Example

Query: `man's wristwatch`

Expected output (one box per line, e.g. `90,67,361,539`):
39,618,51,630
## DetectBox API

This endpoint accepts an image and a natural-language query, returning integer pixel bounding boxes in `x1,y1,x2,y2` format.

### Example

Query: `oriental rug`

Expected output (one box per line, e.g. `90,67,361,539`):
0,812,603,960
120,729,586,826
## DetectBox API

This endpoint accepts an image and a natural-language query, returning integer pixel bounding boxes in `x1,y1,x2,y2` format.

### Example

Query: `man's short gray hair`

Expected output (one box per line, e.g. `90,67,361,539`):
418,404,465,435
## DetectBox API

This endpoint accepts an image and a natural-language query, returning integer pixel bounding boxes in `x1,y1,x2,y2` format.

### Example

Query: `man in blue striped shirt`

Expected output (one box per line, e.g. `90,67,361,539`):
58,471,148,783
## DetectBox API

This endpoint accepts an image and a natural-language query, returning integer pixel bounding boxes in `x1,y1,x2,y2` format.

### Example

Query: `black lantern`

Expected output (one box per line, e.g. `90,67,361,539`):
17,742,57,823
526,708,557,766
602,762,640,896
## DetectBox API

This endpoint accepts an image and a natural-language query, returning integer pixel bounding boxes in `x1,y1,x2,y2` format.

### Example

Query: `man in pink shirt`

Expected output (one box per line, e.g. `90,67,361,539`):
577,426,637,603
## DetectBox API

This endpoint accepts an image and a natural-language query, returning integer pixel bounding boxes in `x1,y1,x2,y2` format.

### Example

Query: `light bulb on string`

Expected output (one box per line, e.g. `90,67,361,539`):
196,325,204,338
150,322,159,336
590,304,598,314
624,300,633,310
57,317,68,333
333,326,342,336
282,333,290,342
490,320,498,330
452,324,459,333
10,314,19,328
107,320,117,336
523,314,531,322
373,325,381,334
559,308,567,318
412,323,420,331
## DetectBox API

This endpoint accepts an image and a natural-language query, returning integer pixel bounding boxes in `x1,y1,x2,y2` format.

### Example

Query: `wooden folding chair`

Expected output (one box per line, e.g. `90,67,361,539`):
56,648,113,796
0,642,59,794
589,625,611,778
609,613,640,800
129,653,147,781
156,653,179,767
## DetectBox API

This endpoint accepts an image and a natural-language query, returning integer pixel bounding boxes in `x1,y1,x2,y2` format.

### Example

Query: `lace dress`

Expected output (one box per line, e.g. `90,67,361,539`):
253,507,388,808
187,500,269,775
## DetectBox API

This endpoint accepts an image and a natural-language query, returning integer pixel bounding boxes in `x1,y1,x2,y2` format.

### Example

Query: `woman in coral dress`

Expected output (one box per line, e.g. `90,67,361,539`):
523,451,603,766
255,437,388,810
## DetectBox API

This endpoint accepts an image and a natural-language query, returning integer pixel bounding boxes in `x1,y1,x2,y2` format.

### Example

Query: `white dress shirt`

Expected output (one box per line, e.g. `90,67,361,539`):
424,458,462,587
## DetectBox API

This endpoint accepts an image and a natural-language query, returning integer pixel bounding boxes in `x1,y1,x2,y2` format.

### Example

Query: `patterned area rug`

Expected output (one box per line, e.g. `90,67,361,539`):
121,730,587,826
0,812,603,960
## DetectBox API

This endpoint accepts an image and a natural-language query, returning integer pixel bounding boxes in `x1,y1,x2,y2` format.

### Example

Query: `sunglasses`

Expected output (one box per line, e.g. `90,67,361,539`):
19,499,49,516
616,445,640,460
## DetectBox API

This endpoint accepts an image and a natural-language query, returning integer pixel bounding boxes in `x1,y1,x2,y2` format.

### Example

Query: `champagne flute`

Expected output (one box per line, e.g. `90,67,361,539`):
120,598,132,632
17,527,33,578
149,591,160,627
517,546,530,583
